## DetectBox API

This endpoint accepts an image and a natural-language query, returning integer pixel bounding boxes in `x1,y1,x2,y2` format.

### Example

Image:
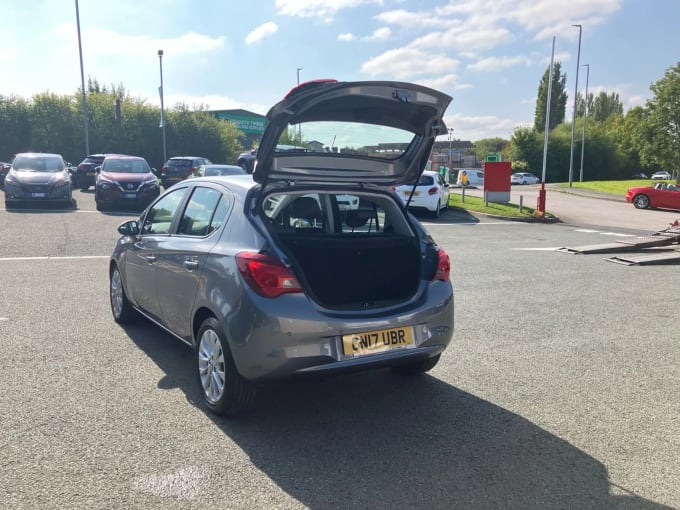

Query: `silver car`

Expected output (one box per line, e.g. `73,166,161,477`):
109,80,455,416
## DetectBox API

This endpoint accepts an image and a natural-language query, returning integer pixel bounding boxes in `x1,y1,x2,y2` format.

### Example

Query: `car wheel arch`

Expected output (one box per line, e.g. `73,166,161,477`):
192,307,219,347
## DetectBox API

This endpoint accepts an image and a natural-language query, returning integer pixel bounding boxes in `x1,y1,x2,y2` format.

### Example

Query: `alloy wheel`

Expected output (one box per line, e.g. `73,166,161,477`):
198,329,226,404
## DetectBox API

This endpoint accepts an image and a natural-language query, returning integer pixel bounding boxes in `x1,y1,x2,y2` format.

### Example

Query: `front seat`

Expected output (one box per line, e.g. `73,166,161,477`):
289,196,322,228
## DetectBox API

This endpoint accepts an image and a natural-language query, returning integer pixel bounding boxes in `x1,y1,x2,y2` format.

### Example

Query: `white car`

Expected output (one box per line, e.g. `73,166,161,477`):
395,170,450,217
651,171,672,180
511,172,541,185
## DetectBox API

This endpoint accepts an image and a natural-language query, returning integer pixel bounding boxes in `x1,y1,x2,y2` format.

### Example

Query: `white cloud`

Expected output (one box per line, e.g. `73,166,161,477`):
467,56,531,72
445,112,526,141
364,27,391,41
164,93,269,115
410,26,512,53
245,22,279,45
338,33,356,41
276,0,383,20
361,48,459,79
53,23,225,57
374,9,441,28
415,74,471,92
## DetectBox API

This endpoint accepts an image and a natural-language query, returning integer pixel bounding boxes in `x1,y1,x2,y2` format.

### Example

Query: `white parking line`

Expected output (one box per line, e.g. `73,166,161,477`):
511,247,563,251
0,255,109,262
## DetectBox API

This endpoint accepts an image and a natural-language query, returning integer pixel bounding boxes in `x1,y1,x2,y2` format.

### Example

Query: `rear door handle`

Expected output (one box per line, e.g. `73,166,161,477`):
183,260,199,270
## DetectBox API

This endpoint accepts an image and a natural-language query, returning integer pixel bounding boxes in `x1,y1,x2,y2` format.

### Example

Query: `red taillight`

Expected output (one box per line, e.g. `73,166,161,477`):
236,252,303,298
433,249,450,282
428,187,439,196
161,165,167,175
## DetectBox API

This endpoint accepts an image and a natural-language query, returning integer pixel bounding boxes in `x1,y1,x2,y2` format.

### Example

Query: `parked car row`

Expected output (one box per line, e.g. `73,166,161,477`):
1,151,242,210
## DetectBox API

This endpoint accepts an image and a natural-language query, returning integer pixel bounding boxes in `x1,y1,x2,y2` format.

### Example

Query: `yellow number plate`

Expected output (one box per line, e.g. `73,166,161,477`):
402,191,420,197
342,326,414,356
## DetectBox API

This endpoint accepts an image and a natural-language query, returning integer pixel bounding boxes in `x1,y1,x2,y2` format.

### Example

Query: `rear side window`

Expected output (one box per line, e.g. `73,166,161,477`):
177,187,227,237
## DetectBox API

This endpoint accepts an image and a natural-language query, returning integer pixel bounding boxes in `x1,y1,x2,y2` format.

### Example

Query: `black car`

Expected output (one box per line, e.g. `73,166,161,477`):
75,154,118,190
159,156,212,188
237,145,307,173
0,161,10,188
3,153,73,207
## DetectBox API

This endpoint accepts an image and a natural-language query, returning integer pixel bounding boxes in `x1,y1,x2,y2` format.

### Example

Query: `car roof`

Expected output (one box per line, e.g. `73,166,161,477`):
169,156,207,160
187,174,256,191
104,155,146,160
15,152,63,158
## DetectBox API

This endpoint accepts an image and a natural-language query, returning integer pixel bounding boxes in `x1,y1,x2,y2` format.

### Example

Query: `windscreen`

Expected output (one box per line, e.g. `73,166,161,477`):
13,155,64,172
103,159,150,174
284,121,414,160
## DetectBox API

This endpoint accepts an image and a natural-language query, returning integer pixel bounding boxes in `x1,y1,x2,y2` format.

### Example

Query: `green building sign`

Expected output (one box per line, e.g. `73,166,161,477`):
213,111,266,134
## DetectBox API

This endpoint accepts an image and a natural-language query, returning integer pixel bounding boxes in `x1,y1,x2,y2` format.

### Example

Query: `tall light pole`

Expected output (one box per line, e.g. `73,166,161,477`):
579,63,590,182
539,36,556,215
75,0,90,155
568,24,582,188
296,67,302,142
158,50,167,164
448,127,454,177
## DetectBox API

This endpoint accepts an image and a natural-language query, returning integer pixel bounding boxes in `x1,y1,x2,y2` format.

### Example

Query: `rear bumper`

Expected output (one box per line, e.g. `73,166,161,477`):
216,281,455,381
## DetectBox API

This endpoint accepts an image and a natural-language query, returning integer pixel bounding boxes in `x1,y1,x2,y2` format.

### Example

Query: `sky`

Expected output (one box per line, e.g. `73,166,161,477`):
1,0,678,143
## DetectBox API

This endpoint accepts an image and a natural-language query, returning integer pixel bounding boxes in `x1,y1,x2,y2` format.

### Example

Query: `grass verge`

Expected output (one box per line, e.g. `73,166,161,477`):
556,179,667,195
448,193,539,218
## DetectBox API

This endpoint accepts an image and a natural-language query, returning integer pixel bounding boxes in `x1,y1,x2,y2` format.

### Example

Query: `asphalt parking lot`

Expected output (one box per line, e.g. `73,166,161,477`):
1,189,678,509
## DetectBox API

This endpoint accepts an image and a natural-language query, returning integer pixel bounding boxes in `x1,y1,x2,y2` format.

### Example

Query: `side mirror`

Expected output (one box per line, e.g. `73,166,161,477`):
117,220,140,236
1,164,9,171
151,167,159,176
95,165,102,173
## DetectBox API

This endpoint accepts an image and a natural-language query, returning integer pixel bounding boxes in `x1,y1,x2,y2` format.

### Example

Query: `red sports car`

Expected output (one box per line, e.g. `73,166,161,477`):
626,182,680,210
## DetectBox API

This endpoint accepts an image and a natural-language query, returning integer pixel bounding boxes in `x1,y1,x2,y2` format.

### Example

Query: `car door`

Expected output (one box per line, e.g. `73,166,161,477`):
123,187,188,321
437,173,450,206
155,185,231,341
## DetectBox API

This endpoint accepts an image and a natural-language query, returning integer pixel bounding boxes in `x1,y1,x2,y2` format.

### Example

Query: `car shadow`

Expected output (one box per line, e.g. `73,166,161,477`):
410,207,481,224
4,199,78,213
121,322,671,509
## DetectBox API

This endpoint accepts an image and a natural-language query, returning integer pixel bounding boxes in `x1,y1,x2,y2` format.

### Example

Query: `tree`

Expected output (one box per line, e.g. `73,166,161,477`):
637,61,680,176
474,137,509,162
575,91,594,118
590,91,623,122
534,62,567,131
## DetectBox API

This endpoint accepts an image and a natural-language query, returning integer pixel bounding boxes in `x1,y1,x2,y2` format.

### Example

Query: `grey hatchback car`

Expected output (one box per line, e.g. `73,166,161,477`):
109,80,454,416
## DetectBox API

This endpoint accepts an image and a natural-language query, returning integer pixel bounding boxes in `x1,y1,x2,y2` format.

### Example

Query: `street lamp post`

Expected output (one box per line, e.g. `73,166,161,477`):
568,24,582,188
158,49,167,165
74,0,90,155
296,67,302,142
448,128,454,178
579,63,590,182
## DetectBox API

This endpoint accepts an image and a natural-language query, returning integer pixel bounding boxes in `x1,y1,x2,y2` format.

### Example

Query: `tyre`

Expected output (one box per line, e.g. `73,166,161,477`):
432,200,441,218
633,194,650,209
196,317,255,416
392,354,441,375
110,264,135,324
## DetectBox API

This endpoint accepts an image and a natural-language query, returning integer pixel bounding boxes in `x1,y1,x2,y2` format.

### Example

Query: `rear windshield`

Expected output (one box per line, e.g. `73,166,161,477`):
168,160,193,167
85,156,106,164
13,155,64,172
284,121,413,160
103,159,150,174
